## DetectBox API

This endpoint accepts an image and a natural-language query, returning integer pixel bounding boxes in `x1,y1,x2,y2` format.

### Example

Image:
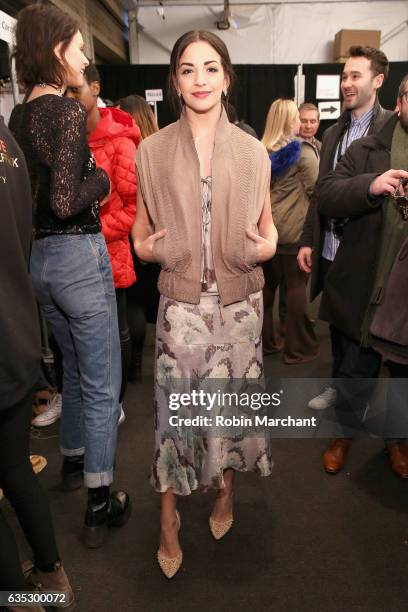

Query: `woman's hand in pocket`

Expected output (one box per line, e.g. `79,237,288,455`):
246,229,276,264
134,228,167,263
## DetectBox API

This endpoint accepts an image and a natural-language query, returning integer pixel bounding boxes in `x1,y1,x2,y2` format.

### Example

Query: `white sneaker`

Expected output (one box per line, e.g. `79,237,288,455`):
308,386,336,410
32,393,62,427
118,403,126,426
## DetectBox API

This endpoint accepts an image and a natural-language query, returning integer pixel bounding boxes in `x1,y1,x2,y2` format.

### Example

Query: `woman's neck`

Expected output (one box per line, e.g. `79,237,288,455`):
87,105,101,135
27,83,65,102
184,103,222,139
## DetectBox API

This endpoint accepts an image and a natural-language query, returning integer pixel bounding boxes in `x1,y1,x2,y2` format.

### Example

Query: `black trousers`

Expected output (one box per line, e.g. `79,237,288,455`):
0,391,59,590
329,326,408,438
116,288,130,403
330,325,382,380
382,362,408,439
329,326,381,435
126,300,146,351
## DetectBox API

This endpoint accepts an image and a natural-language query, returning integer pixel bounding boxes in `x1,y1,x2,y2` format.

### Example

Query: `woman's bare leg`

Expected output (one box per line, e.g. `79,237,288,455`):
158,488,182,558
210,468,235,521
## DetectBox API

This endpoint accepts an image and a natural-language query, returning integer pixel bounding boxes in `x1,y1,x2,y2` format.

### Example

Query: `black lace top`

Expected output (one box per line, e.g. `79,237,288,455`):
9,95,110,239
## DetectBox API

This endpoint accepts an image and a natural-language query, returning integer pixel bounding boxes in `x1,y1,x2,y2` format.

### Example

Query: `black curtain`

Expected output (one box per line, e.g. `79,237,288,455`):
229,65,297,138
0,40,10,80
98,63,297,137
98,64,174,126
98,61,407,140
0,0,27,16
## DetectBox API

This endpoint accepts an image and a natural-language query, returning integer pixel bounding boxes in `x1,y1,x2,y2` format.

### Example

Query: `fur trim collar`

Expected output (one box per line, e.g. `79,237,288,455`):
269,140,301,180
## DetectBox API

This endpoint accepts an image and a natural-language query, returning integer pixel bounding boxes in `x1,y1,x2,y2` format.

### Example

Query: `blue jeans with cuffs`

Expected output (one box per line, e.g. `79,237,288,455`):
30,233,121,488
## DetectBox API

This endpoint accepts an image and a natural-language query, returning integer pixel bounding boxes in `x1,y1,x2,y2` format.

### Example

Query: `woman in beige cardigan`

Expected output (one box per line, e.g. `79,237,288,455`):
262,99,319,364
132,30,277,578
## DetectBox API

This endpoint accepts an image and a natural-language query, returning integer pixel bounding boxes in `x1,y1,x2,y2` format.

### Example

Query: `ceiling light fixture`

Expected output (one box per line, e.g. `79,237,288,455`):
156,0,165,20
216,0,230,30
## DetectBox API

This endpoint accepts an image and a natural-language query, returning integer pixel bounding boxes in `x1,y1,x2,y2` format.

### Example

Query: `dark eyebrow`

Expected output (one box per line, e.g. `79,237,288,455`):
342,70,362,77
179,60,220,67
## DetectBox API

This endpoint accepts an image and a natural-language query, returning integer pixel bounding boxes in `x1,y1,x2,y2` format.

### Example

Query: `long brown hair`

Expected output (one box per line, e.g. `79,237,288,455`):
119,95,158,139
167,30,235,115
14,4,79,90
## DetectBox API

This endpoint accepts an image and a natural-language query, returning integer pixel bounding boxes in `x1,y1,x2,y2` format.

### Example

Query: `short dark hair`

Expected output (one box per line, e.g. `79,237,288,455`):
84,63,101,85
348,45,389,81
398,74,408,99
167,30,235,115
14,4,79,90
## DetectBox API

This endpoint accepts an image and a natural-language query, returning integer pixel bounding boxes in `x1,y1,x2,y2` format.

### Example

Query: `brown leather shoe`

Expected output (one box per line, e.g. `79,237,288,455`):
323,438,352,473
386,442,408,478
25,561,74,609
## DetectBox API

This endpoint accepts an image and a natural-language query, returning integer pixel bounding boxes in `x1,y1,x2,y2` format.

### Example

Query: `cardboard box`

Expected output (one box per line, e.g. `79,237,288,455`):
333,29,381,61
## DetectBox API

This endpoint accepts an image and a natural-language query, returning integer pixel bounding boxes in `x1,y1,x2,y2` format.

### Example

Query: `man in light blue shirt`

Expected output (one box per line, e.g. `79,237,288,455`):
297,46,393,474
322,105,374,260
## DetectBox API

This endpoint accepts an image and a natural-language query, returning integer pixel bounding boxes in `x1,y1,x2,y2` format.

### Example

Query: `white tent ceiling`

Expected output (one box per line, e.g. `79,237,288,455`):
128,1,400,5
125,1,408,64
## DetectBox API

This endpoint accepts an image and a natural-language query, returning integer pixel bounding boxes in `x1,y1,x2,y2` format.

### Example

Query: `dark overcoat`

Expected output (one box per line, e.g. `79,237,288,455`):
299,102,394,301
315,114,400,342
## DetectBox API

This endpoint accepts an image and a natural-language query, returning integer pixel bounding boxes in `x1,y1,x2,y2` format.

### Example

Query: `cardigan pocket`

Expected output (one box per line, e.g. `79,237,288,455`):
153,235,191,273
224,223,260,272
173,249,192,273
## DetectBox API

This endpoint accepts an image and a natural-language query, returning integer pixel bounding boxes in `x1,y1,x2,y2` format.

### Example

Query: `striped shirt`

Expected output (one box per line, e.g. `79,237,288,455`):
322,106,375,261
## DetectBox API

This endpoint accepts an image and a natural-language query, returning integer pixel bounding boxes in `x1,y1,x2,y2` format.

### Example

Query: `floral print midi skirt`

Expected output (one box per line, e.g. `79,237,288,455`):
151,290,274,495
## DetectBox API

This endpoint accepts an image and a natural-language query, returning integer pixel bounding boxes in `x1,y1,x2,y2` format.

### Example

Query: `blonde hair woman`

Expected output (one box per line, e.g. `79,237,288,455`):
262,98,300,152
261,99,319,364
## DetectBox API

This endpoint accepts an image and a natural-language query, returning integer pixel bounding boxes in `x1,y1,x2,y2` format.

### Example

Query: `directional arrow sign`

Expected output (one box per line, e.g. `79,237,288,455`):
321,105,338,113
318,100,341,121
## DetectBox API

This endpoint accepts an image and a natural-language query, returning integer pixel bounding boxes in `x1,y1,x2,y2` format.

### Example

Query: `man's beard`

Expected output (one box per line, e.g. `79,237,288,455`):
400,112,408,133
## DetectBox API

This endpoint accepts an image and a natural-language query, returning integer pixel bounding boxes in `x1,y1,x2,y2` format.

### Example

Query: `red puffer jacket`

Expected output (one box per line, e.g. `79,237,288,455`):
89,107,141,288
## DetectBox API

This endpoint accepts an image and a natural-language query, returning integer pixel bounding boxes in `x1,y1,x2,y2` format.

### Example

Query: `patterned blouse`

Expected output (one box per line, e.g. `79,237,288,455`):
200,176,218,294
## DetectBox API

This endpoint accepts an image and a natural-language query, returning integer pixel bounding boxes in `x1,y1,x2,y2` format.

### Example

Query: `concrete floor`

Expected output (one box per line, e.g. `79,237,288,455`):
3,313,408,612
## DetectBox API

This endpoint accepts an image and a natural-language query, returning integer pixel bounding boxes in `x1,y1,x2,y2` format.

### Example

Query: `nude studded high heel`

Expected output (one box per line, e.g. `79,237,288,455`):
157,510,182,579
209,514,234,540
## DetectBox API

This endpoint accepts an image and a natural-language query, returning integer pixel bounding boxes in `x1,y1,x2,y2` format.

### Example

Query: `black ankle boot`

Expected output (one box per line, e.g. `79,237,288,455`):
83,487,131,549
61,455,84,491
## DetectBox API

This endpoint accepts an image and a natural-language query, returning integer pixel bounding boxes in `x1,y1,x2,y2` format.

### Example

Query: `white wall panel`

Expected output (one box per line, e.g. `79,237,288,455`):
134,2,408,64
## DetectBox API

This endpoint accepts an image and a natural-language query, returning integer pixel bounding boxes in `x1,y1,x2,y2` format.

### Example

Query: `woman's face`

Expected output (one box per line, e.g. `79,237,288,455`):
55,30,89,88
291,111,301,136
175,40,228,114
